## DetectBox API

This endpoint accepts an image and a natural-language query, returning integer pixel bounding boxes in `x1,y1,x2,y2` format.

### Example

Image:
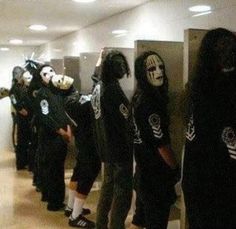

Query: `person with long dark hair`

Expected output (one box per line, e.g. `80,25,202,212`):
131,51,178,229
91,50,133,229
182,28,236,228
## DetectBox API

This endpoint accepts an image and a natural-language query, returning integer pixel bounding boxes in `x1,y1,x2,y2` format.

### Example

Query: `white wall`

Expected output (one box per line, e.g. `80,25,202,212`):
0,46,36,151
37,0,236,59
2,0,236,151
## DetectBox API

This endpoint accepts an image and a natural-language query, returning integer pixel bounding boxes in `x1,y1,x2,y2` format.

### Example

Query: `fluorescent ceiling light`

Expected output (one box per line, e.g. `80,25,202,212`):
0,47,9,51
29,24,47,31
112,30,128,35
193,11,212,17
9,39,23,44
189,5,211,12
115,34,127,38
72,0,96,3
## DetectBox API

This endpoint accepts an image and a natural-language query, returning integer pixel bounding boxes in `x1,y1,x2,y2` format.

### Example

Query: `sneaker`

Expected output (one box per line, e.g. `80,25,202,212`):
65,207,91,217
69,215,95,228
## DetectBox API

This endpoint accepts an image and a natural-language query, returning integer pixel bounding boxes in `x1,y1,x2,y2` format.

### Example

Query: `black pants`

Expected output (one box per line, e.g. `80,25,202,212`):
184,188,235,229
71,140,101,195
15,115,31,169
96,162,133,229
135,166,176,229
39,129,67,206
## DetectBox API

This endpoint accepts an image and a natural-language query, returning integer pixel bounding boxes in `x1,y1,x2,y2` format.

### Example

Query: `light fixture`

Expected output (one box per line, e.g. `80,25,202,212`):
115,34,127,38
0,47,10,51
29,24,47,31
72,0,96,3
192,11,212,17
112,30,128,35
9,39,23,44
189,5,211,12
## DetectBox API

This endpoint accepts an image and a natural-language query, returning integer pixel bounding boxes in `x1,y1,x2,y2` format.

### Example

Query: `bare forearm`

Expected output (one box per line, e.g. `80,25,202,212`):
158,145,177,169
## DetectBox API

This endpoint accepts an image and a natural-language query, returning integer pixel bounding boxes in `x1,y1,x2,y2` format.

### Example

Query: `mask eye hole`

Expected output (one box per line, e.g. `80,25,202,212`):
50,69,53,72
159,65,164,70
148,66,156,72
43,73,47,76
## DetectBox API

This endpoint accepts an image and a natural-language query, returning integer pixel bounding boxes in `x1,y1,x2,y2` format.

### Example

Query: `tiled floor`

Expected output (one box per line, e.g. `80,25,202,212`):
0,150,180,229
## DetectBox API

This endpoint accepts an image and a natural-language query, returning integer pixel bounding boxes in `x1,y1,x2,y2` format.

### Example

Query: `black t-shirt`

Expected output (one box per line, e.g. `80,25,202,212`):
35,85,70,134
133,93,170,170
91,80,133,163
10,83,33,116
183,100,235,195
64,92,94,145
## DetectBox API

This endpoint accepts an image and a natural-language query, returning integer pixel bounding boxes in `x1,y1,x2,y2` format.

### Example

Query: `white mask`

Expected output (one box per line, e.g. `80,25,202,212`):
146,55,164,87
51,74,74,90
40,66,56,84
22,71,33,86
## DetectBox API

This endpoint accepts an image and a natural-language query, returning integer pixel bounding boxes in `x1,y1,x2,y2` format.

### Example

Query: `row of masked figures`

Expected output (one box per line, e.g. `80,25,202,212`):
1,27,235,229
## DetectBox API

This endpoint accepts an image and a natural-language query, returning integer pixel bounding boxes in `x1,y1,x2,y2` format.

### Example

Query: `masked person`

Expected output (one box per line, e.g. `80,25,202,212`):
9,66,33,170
182,28,236,229
131,51,178,229
91,50,133,229
61,76,100,228
34,65,72,211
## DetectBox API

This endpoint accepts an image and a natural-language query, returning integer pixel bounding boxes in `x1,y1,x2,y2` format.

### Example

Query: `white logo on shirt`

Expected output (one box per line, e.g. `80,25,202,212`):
91,84,101,119
119,103,129,119
40,99,49,115
148,114,163,139
222,127,236,160
186,115,196,141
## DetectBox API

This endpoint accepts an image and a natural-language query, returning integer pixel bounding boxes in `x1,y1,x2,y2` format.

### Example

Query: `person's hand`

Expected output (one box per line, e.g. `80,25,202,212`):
96,48,105,67
57,125,72,143
18,108,28,116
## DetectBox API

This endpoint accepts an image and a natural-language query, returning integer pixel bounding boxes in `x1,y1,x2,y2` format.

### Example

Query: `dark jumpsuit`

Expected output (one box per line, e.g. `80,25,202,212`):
35,85,70,208
133,93,176,229
92,80,133,229
182,99,236,229
9,83,32,170
64,92,101,195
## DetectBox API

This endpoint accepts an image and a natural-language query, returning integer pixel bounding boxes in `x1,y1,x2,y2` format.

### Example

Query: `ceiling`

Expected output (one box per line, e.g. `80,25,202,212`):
0,0,150,46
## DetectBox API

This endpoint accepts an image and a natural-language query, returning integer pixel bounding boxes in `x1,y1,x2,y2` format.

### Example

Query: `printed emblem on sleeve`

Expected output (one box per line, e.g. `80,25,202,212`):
222,127,236,160
148,114,163,139
91,84,101,119
10,95,17,104
133,117,142,144
186,115,196,141
32,90,38,98
119,104,129,119
40,99,49,115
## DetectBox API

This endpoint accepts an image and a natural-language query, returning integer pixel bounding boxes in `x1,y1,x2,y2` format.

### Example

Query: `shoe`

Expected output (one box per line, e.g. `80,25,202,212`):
47,203,65,211
69,215,95,228
65,207,91,217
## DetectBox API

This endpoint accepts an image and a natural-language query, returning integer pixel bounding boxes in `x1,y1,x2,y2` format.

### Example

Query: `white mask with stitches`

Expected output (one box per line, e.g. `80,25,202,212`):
51,74,74,90
40,66,56,84
146,54,164,87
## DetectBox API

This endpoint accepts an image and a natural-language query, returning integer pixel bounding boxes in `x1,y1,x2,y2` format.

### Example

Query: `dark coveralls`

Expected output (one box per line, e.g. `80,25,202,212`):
64,92,101,195
182,99,236,229
132,93,176,229
9,83,32,170
92,80,133,229
35,84,70,208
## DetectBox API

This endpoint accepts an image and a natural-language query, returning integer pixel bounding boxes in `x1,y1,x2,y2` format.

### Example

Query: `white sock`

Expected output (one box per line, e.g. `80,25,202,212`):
67,189,76,209
71,197,85,219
